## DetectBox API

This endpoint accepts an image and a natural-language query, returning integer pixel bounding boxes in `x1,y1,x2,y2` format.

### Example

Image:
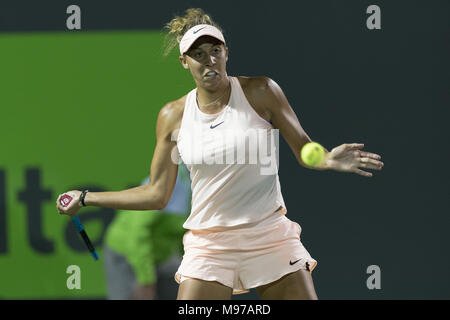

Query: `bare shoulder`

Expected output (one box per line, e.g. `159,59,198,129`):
237,76,273,94
159,95,186,123
237,76,276,123
157,95,187,139
237,76,282,104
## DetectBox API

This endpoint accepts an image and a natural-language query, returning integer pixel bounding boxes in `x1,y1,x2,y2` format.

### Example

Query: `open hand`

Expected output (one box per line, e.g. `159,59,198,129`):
327,143,384,177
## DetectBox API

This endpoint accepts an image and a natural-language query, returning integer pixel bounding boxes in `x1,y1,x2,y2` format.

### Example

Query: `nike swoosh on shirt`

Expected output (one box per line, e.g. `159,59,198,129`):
210,121,224,129
289,259,302,265
193,27,207,34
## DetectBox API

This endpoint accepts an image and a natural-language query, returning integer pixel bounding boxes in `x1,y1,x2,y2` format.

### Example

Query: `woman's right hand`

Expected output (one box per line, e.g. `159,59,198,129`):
56,191,83,217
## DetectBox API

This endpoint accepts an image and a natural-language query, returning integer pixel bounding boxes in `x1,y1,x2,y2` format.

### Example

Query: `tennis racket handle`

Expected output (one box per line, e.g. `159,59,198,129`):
60,194,74,208
72,216,99,261
60,194,99,261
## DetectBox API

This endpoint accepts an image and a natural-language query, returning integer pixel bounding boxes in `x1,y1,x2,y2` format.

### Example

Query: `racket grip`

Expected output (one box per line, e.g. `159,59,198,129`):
72,216,99,261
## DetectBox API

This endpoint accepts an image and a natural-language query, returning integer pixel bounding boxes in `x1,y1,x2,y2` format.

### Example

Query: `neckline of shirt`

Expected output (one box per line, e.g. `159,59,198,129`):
194,77,233,119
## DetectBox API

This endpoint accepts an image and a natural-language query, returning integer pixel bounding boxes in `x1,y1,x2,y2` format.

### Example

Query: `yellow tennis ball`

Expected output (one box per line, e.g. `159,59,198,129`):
301,142,325,166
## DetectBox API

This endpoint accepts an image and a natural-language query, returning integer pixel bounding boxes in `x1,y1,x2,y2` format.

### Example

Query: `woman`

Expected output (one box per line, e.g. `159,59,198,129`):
56,8,384,300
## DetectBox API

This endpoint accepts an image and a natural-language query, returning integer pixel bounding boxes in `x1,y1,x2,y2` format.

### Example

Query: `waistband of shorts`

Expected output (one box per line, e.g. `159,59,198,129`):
189,207,287,235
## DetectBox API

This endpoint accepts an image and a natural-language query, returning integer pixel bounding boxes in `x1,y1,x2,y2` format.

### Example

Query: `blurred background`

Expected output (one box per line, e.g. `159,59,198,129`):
0,0,449,299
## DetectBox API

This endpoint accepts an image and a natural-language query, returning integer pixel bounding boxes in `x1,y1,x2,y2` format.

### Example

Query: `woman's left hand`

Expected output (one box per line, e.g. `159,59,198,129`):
326,143,384,177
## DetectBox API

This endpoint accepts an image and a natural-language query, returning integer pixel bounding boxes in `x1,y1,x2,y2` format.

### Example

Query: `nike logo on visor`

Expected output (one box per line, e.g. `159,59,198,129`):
210,121,224,129
193,27,207,34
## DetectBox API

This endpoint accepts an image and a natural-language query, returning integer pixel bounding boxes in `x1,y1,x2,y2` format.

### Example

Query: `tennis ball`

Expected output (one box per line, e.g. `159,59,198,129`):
301,142,325,166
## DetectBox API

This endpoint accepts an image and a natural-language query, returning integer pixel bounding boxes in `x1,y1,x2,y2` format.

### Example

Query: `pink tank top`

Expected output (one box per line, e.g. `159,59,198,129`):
176,76,287,230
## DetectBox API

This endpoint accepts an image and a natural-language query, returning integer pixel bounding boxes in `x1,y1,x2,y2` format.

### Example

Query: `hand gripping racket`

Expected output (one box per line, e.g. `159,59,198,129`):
60,194,99,261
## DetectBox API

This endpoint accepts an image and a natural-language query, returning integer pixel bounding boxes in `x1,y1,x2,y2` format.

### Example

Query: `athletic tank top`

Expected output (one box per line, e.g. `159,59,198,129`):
176,76,287,230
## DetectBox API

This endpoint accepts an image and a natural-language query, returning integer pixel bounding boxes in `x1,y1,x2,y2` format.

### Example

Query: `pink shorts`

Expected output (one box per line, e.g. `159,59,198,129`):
175,212,317,294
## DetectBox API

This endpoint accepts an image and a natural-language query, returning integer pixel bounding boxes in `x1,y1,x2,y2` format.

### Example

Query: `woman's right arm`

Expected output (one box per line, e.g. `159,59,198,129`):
56,101,182,215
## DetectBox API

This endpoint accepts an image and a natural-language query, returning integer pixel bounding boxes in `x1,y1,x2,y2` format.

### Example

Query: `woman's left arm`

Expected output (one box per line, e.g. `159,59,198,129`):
251,77,384,177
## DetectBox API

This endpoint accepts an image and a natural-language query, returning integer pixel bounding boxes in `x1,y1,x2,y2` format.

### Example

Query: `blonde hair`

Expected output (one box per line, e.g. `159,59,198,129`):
163,8,223,57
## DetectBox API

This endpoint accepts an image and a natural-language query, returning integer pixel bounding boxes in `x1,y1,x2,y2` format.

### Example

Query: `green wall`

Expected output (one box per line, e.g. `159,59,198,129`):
0,31,193,298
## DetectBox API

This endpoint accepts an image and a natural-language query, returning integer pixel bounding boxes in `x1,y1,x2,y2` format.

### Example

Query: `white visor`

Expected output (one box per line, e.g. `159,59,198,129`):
179,24,226,55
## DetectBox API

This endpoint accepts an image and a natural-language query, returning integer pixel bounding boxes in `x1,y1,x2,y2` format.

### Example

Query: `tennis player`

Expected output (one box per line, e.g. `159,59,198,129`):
56,8,384,300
